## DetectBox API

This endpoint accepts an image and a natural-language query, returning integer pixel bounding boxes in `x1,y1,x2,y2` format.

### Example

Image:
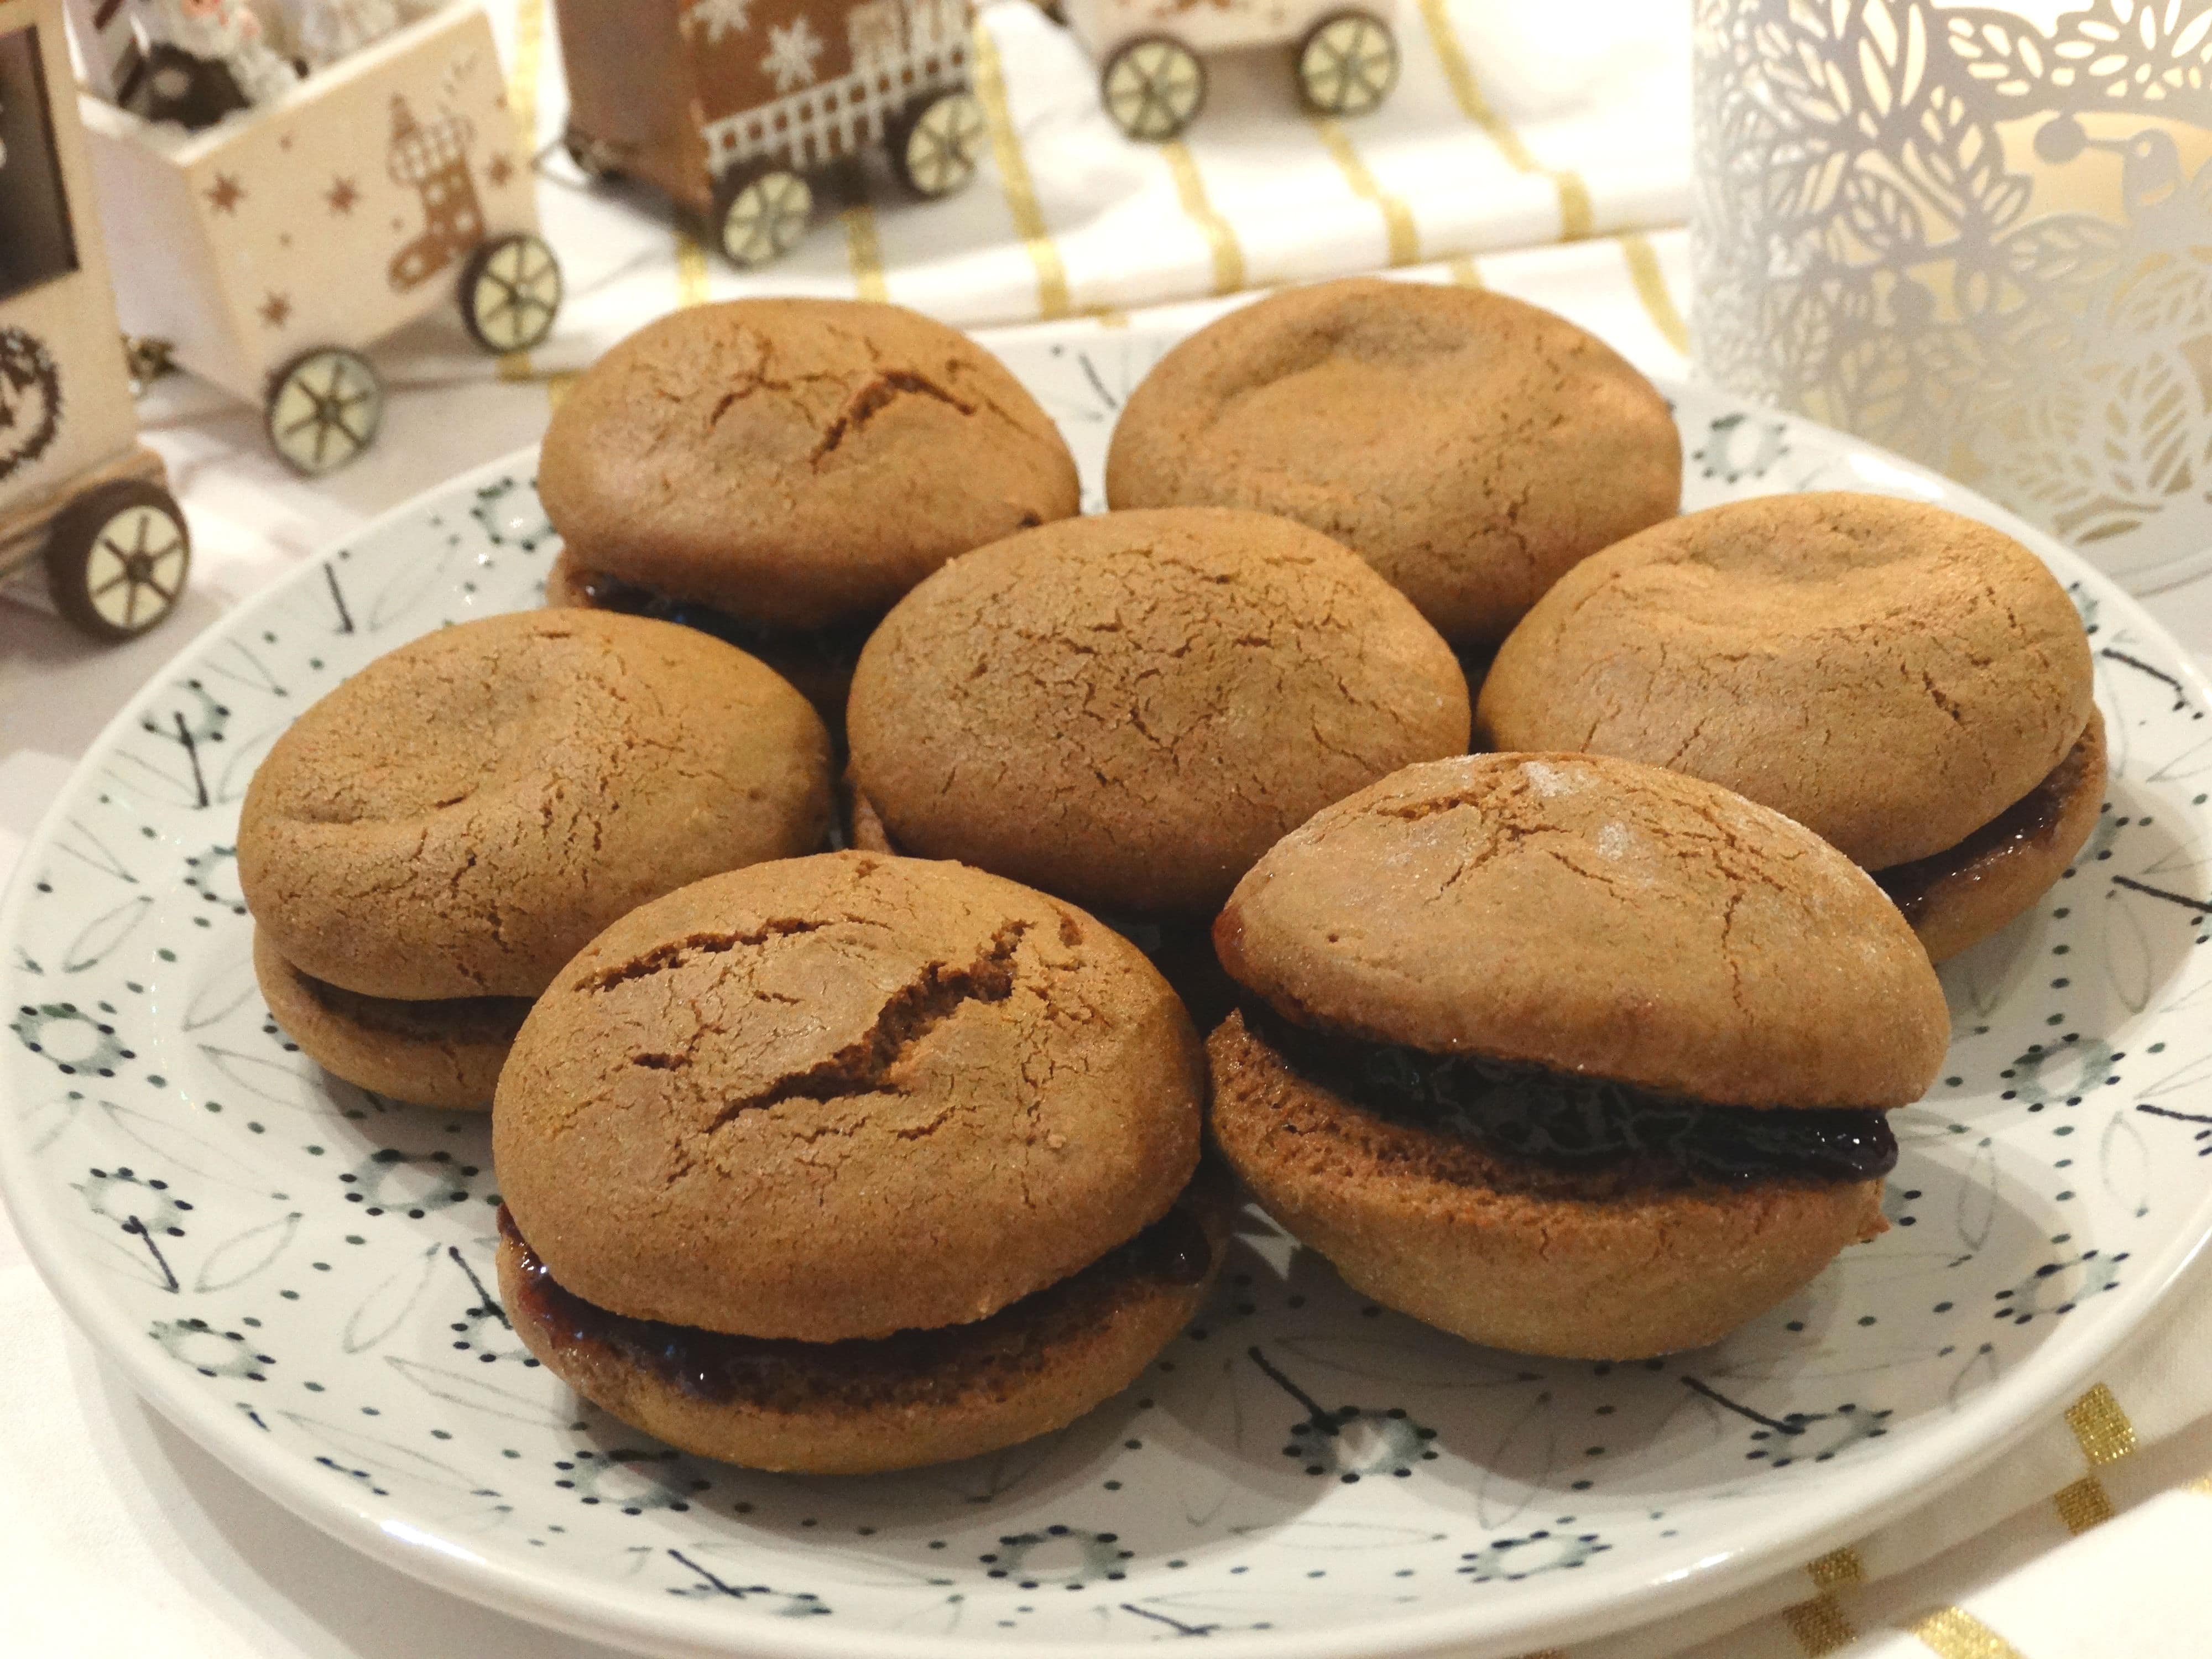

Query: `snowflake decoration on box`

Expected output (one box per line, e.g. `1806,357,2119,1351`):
761,17,824,91
683,0,752,45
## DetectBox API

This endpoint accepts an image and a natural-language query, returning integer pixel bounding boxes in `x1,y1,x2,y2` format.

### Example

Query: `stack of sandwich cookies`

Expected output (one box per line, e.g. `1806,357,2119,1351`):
539,298,1082,722
1476,493,2103,960
492,853,1224,1473
1105,278,1682,646
240,610,833,1109
1208,753,1950,1359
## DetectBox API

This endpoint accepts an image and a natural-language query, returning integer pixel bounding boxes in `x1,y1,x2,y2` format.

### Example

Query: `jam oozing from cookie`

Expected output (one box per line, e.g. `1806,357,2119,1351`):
498,1201,1213,1404
1874,723,2095,921
570,566,879,677
1244,1005,1897,1185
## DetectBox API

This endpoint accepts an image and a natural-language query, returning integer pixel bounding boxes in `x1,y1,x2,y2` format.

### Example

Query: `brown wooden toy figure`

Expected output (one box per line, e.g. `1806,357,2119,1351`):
70,3,565,475
1,0,193,641
1055,0,1401,141
557,0,988,268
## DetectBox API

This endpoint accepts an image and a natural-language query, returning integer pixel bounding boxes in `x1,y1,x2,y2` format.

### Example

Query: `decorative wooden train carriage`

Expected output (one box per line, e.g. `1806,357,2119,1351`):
559,0,986,268
1058,0,1401,141
1,0,191,640
75,4,565,475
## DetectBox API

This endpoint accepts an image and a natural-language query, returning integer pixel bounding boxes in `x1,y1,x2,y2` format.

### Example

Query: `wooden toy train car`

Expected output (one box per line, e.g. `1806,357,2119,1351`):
2,0,191,640
1060,0,1401,141
558,0,987,267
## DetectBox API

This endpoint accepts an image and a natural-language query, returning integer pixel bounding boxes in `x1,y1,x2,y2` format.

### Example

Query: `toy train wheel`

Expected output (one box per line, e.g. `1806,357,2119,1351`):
461,233,564,354
266,348,385,477
44,479,192,643
715,167,815,268
1297,12,1400,117
890,90,986,199
1102,38,1207,142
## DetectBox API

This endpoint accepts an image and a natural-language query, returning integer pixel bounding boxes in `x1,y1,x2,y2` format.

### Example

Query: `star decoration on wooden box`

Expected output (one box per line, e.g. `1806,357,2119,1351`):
487,153,514,187
260,292,293,328
205,174,246,214
327,177,360,215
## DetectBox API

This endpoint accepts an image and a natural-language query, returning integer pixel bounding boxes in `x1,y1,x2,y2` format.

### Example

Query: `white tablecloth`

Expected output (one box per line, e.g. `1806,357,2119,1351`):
5,3,2212,1655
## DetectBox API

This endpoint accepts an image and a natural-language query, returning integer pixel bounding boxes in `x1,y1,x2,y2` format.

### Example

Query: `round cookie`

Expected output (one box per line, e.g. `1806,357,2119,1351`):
1876,707,2108,962
1474,493,2096,872
1105,278,1681,644
847,507,1472,918
1209,752,1950,1358
496,1178,1231,1475
240,609,833,1001
493,852,1204,1343
253,928,527,1111
539,298,1082,632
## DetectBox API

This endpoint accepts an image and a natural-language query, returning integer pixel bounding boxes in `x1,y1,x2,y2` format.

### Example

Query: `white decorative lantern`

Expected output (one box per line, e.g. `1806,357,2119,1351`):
1693,0,2212,591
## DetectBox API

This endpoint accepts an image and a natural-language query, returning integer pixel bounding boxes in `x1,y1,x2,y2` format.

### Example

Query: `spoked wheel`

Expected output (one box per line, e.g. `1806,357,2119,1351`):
44,479,192,642
265,347,385,476
1102,36,1207,142
715,166,815,268
460,232,564,353
890,90,987,198
1297,12,1400,117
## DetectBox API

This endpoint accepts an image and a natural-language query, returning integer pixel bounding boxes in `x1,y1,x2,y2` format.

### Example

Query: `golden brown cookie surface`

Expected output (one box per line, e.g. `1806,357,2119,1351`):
539,299,1080,630
495,1180,1230,1474
239,609,833,1000
1105,278,1681,644
1216,752,1949,1109
253,928,527,1112
1474,493,2095,870
492,853,1203,1344
1207,1013,1884,1359
1877,708,2108,962
848,507,1470,918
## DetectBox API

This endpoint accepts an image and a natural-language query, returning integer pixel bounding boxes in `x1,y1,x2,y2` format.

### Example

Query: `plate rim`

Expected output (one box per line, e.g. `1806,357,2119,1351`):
4,372,2211,1659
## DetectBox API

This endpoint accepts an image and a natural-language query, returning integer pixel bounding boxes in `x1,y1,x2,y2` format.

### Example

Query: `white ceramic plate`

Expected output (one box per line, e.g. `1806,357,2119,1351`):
6,341,2212,1659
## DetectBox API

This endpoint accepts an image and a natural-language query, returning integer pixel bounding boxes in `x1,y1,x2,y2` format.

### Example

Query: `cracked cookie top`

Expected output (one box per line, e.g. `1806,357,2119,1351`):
238,610,833,1000
1474,492,2095,869
492,853,1204,1344
1214,753,1948,1110
1103,278,1681,646
537,299,1081,630
847,507,1472,919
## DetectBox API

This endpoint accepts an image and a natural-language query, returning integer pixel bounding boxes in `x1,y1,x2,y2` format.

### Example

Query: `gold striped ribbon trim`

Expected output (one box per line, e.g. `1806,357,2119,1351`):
1446,254,1483,288
1908,1606,2029,1659
2065,1383,2137,1465
1160,142,1245,296
675,230,711,308
970,17,1071,320
1311,117,1419,267
1618,232,1689,355
1781,1546,1866,1655
498,0,549,382
2053,1381,2137,1535
1416,0,1594,239
842,206,890,303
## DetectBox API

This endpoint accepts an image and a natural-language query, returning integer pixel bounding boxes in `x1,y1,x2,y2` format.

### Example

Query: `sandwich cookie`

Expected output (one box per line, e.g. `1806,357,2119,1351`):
1475,493,2102,960
1104,277,1681,645
847,507,1471,920
240,609,833,1107
493,852,1222,1472
1208,752,1950,1359
539,298,1082,720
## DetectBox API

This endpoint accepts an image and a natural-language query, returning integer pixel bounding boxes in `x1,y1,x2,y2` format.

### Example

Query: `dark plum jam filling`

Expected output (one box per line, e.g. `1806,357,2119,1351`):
1243,1005,1897,1186
499,1202,1213,1405
572,567,879,672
